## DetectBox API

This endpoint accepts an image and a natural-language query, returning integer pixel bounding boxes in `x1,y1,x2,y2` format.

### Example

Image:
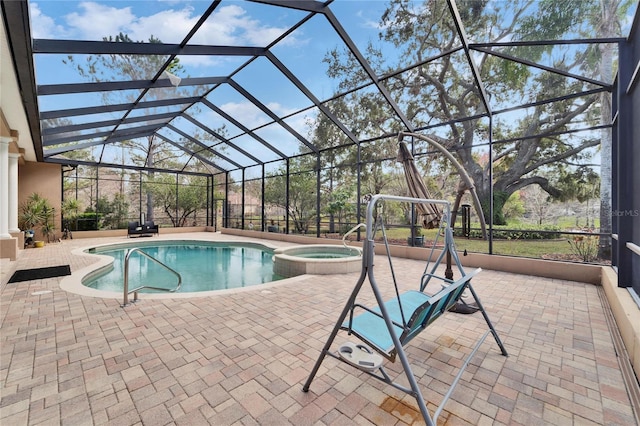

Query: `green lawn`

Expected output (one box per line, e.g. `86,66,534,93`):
453,238,572,257
369,227,605,263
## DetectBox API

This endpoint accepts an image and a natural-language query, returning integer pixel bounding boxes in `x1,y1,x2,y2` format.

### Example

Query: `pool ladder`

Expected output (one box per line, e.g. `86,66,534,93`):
342,223,366,255
122,248,182,307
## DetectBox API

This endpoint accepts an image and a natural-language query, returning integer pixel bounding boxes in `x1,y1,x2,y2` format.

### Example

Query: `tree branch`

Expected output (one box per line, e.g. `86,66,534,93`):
506,176,562,198
522,138,600,175
494,145,518,162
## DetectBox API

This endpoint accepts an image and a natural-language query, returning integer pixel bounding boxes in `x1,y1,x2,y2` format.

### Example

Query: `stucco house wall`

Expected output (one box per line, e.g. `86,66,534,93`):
18,161,62,241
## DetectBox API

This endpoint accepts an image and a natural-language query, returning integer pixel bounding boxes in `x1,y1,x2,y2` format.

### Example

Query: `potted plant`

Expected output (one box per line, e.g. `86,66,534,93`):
19,193,56,246
407,224,425,247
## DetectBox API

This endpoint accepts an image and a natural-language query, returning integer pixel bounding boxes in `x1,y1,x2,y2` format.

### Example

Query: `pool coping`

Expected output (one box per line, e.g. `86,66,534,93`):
60,237,311,299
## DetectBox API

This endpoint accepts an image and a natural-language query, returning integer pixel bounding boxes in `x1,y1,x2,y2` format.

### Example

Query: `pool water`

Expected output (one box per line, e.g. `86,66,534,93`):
84,242,283,293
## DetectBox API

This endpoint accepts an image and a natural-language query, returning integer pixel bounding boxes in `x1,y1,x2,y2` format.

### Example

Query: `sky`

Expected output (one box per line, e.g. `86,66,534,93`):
29,0,398,173
32,1,300,42
29,0,390,80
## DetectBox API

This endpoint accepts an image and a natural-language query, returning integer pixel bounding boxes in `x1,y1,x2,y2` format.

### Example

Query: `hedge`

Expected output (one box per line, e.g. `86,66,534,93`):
454,224,561,240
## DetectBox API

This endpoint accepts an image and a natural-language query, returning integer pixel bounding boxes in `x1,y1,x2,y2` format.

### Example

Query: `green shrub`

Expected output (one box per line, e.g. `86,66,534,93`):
567,234,599,262
454,224,561,240
71,212,103,231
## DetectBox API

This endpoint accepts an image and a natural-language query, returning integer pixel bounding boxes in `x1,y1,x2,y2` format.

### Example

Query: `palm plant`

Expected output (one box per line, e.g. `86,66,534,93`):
61,198,79,231
19,193,56,243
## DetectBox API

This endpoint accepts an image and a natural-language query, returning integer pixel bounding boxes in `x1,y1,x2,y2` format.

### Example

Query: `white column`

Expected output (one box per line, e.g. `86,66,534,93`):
0,137,11,238
8,153,20,233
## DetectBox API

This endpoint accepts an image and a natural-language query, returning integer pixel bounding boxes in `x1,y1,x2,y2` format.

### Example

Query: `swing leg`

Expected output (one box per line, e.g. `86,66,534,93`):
303,268,370,392
394,342,436,426
465,283,509,357
445,247,507,356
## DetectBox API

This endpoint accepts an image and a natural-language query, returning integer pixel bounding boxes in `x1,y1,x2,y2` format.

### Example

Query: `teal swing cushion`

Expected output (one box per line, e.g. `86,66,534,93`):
341,268,481,359
343,291,432,355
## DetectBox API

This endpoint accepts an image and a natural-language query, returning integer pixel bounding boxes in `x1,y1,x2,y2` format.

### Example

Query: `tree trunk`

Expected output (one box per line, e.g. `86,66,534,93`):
328,170,335,233
146,137,155,223
597,0,616,259
474,167,510,226
477,189,510,226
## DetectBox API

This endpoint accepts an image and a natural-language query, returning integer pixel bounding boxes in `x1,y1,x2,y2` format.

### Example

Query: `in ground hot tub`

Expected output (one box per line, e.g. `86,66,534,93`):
273,244,362,277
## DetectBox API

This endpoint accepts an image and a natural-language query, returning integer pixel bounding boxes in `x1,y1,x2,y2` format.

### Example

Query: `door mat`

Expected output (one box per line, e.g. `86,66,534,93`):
8,265,71,283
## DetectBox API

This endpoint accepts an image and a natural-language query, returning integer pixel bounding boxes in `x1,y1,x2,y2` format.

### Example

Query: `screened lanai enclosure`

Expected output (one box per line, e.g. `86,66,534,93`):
3,1,640,292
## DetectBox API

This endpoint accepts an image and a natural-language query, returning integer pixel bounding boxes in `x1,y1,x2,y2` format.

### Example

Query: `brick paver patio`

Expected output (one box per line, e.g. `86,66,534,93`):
1,233,637,425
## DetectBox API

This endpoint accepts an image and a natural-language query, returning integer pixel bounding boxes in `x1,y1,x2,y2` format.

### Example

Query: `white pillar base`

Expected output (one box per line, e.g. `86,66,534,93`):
8,153,20,234
0,137,11,239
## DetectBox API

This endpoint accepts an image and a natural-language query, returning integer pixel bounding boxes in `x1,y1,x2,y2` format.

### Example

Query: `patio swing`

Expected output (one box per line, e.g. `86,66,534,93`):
302,194,508,426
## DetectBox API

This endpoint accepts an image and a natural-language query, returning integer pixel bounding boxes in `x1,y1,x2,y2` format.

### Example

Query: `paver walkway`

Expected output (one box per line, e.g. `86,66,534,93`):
1,233,637,425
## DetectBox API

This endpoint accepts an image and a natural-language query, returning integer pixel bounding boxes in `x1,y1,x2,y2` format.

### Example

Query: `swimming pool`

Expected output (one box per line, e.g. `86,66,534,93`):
83,241,283,293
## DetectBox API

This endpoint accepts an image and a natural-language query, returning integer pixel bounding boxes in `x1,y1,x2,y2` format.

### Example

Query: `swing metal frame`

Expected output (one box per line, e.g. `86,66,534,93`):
302,194,508,426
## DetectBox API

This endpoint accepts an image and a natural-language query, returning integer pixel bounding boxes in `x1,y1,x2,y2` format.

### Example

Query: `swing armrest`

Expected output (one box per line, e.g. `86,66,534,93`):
420,272,454,294
347,303,406,332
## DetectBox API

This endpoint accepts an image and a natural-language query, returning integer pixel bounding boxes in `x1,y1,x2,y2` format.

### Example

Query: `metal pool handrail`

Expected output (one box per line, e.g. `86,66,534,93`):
342,223,366,255
122,247,182,307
